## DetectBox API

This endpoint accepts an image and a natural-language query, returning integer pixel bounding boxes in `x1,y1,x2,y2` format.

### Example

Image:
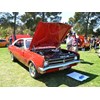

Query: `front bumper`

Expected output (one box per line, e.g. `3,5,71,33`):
38,60,80,74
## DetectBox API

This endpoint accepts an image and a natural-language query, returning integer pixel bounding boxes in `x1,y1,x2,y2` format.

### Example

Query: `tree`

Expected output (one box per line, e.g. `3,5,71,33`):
0,12,62,38
41,12,62,22
68,17,75,26
21,12,62,32
68,12,100,36
21,12,41,31
95,28,100,36
0,12,13,28
12,12,19,40
0,12,21,38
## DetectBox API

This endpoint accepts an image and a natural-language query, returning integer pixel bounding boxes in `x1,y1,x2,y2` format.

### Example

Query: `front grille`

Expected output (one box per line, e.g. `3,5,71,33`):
47,56,75,66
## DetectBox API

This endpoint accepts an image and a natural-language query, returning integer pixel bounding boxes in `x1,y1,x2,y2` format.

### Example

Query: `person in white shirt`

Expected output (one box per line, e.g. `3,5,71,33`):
66,31,79,52
66,31,73,51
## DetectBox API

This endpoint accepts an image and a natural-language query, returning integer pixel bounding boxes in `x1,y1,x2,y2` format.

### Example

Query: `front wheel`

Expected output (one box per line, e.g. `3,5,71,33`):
29,62,40,78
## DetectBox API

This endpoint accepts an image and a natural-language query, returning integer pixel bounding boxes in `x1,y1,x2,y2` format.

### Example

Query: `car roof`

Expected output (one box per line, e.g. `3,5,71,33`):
12,38,32,45
14,38,32,41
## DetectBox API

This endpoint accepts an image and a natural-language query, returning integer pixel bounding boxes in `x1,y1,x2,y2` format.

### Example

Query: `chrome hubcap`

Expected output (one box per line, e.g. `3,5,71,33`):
29,63,35,77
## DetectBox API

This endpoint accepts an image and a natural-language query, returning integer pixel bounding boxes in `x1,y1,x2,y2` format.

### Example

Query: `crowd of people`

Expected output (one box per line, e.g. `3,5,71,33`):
66,31,100,52
89,35,100,52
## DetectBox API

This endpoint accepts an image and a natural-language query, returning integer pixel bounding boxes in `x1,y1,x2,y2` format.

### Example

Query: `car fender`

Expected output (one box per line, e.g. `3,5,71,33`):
27,53,45,69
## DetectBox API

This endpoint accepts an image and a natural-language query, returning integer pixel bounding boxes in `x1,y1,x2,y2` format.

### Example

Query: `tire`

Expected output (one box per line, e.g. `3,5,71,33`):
29,62,40,78
10,53,16,62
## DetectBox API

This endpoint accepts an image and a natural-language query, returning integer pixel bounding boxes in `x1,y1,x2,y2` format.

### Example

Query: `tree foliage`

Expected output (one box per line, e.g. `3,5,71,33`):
0,12,20,38
20,12,62,31
0,12,62,38
0,12,13,28
68,12,100,36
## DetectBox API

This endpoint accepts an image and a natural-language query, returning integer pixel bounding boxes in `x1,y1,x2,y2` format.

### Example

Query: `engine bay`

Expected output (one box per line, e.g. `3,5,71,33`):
34,48,78,60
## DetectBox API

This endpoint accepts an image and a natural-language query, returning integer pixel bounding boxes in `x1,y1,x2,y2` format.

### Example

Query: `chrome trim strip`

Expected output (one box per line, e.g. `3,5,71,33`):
49,56,74,61
39,60,80,72
49,58,74,64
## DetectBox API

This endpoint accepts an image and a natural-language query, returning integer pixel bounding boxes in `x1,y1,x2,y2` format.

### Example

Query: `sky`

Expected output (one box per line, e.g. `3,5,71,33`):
61,12,75,22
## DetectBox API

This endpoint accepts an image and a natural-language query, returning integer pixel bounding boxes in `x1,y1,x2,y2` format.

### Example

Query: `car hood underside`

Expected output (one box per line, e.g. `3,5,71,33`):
29,22,71,50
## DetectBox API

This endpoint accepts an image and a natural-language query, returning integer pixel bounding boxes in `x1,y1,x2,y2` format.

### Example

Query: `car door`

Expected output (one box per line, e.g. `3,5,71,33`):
13,39,25,63
0,39,7,47
20,39,32,65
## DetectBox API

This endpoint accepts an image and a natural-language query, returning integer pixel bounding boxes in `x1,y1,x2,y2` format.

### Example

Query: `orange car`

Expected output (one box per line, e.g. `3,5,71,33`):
0,39,8,47
78,35,90,50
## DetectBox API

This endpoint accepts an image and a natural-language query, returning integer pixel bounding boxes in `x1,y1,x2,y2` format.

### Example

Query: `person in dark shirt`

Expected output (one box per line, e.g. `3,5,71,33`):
9,36,12,45
72,32,79,52
89,35,95,50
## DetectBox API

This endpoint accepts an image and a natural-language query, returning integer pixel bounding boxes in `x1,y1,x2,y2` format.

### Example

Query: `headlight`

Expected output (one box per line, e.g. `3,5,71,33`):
44,61,48,66
74,56,77,60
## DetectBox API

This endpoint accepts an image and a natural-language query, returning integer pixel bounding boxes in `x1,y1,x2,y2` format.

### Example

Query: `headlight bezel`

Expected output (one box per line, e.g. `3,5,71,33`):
74,56,78,60
44,61,49,67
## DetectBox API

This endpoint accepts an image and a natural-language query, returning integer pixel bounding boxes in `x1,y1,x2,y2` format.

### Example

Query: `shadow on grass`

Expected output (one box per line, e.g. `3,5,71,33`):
16,61,29,71
17,61,98,87
80,59,94,65
37,69,98,87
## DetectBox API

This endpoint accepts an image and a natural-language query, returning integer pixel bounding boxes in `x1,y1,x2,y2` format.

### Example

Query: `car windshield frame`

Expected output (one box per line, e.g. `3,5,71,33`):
25,39,32,49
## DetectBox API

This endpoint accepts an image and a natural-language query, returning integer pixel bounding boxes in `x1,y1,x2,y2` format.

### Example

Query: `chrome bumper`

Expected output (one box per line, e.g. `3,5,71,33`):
38,60,80,74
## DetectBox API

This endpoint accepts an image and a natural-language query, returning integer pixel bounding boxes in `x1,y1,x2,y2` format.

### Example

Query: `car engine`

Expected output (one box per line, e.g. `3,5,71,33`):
34,48,79,67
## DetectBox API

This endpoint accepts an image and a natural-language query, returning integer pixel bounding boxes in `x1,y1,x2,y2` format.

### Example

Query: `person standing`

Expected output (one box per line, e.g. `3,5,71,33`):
94,36,99,52
72,33,79,52
66,31,73,51
9,36,12,45
89,35,95,51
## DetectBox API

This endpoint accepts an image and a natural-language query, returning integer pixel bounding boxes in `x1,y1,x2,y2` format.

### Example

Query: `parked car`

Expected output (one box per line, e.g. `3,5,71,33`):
78,35,90,50
0,39,8,47
12,34,31,42
8,22,80,78
8,34,31,44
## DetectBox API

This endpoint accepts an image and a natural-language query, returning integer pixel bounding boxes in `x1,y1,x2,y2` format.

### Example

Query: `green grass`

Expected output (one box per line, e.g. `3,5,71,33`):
0,45,100,87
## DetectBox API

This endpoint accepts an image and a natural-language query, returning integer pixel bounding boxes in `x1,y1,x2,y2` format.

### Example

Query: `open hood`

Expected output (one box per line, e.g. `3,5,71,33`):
29,22,71,50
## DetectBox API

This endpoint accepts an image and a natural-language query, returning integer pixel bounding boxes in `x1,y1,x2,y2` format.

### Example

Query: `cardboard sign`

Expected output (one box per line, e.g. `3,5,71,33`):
67,72,89,81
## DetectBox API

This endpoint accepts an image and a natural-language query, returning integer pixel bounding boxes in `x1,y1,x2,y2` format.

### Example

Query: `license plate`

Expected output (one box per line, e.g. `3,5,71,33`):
59,66,69,70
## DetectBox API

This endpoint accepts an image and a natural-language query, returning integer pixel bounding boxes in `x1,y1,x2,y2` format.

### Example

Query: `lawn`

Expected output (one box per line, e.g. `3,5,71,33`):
0,45,100,87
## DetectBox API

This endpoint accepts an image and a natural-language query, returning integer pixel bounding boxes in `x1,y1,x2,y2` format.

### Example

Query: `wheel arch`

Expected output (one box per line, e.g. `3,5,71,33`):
28,60,36,69
28,60,40,78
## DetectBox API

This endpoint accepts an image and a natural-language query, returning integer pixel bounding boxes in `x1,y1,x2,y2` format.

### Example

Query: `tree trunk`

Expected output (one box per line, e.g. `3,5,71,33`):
85,12,90,37
13,14,16,40
13,12,18,41
42,12,45,21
